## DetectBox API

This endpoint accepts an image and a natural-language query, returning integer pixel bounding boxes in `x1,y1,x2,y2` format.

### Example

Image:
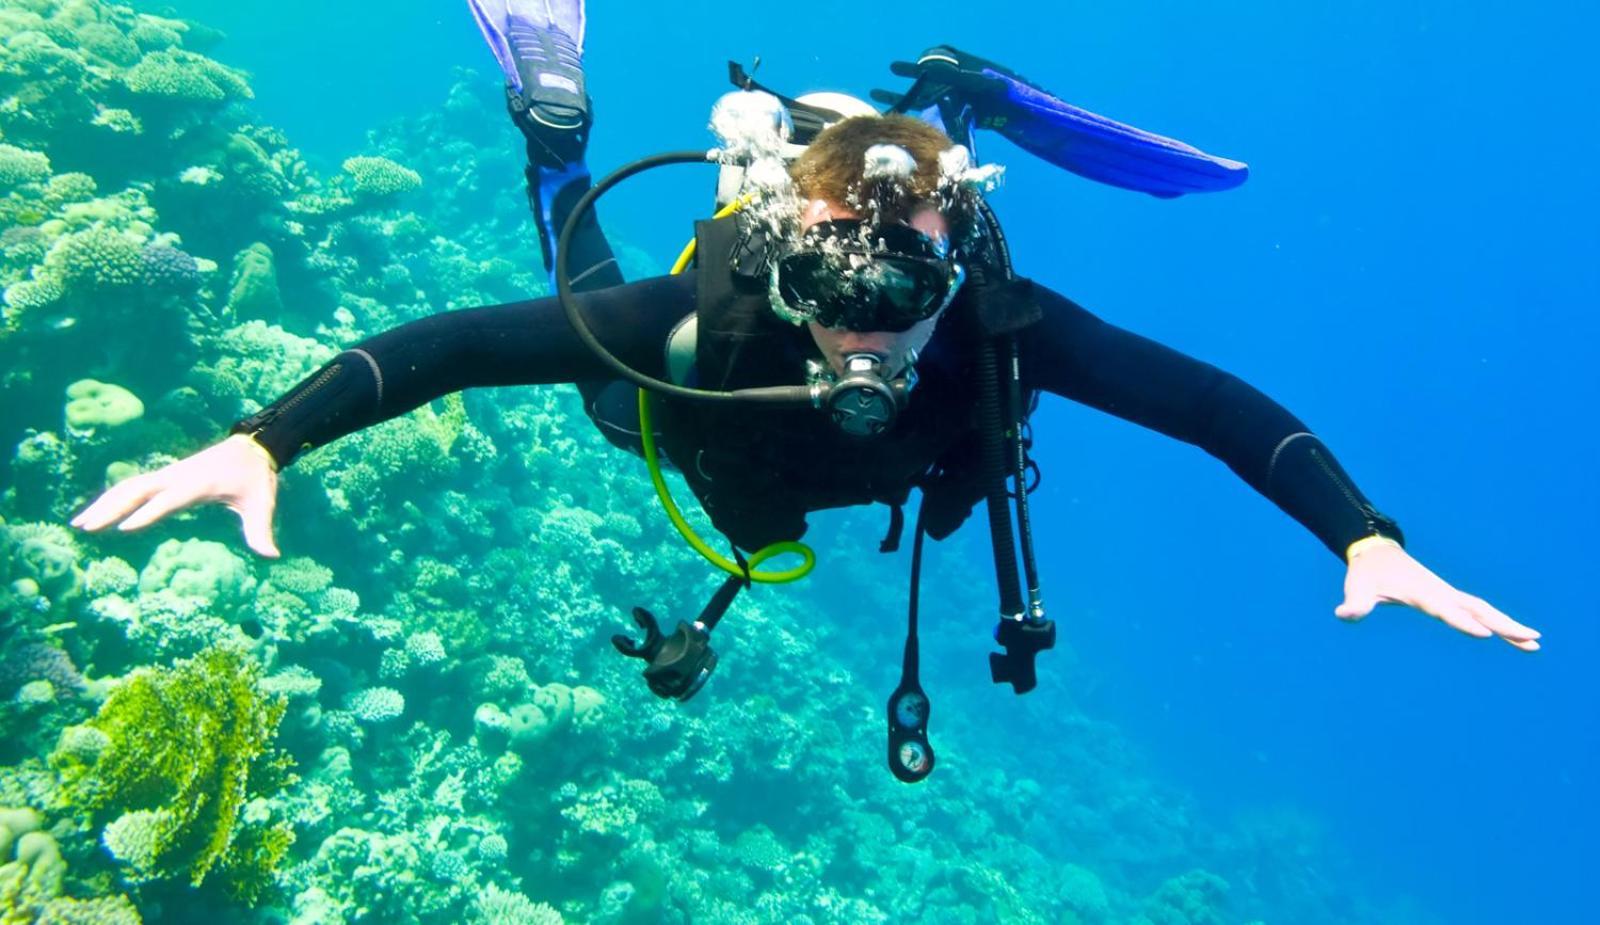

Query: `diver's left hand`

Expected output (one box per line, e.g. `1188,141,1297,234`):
1335,539,1540,651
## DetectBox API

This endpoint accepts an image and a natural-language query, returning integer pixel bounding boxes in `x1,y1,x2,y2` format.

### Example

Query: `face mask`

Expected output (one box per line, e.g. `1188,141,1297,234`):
775,219,965,332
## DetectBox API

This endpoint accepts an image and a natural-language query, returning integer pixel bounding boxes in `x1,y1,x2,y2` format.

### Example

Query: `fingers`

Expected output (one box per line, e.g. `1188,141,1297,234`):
1341,550,1540,651
116,487,197,532
1390,591,1542,651
233,490,281,559
1420,591,1542,650
70,474,162,531
1461,594,1540,642
1422,602,1495,639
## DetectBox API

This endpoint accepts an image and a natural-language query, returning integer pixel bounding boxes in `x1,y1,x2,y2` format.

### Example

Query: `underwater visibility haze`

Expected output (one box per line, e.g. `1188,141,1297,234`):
0,1,1594,923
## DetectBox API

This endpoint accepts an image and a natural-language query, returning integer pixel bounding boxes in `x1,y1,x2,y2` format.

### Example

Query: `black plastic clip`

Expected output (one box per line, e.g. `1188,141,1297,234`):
989,616,1056,694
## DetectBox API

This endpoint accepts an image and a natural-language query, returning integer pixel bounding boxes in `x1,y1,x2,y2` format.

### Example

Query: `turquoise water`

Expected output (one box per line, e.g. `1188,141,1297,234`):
0,1,1593,923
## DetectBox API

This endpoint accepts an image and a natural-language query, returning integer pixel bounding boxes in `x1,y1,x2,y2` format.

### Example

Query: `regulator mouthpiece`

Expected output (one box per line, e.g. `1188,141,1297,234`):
814,352,917,438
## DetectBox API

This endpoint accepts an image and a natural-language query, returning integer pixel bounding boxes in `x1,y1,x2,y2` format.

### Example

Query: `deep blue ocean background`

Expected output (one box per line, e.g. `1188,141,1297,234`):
3,0,1593,921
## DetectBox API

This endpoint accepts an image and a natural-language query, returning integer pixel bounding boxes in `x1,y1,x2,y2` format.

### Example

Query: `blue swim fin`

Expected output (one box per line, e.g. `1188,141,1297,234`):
465,0,589,133
875,45,1247,199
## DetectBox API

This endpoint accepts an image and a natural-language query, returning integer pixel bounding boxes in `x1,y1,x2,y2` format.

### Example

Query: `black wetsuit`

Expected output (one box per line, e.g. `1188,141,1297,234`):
234,267,1400,560
233,118,1400,560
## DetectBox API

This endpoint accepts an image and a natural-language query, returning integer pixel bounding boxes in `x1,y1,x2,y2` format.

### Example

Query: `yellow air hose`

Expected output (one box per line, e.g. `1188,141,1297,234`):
639,197,815,584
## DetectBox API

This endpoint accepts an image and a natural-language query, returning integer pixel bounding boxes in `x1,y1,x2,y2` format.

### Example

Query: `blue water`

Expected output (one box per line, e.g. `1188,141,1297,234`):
4,0,1594,921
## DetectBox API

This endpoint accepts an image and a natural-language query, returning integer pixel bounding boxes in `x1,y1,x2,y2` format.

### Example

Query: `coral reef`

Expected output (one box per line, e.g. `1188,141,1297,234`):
0,1,1414,923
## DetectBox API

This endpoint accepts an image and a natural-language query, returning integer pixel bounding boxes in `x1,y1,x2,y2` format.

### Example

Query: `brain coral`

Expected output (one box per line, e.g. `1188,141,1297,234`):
137,537,255,611
64,378,143,429
3,521,83,602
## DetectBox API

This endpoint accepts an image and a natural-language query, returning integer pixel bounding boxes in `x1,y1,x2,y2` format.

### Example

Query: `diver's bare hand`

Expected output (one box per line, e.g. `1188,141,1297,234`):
70,434,281,557
1334,538,1538,651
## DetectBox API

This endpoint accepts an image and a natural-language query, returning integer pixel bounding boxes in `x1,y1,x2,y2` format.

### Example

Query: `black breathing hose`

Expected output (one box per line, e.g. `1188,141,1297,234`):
554,149,814,407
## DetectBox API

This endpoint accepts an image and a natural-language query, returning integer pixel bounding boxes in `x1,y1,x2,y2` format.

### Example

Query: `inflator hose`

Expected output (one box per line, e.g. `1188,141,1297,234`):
976,335,1025,618
1006,339,1043,616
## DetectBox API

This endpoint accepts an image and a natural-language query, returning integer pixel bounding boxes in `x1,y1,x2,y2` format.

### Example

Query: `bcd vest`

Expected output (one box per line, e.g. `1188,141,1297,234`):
650,215,1038,551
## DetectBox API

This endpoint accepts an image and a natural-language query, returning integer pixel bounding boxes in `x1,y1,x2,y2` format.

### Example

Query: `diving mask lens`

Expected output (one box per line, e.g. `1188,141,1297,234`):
777,221,963,332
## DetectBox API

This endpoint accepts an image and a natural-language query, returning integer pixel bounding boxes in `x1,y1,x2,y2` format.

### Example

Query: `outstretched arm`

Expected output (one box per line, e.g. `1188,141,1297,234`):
234,273,692,468
1018,282,1540,651
73,274,696,552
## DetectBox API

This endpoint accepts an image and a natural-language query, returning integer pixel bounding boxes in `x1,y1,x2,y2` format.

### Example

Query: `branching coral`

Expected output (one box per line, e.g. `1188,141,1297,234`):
2,804,137,922
0,144,51,191
0,644,85,701
345,687,405,725
472,884,562,925
50,646,296,894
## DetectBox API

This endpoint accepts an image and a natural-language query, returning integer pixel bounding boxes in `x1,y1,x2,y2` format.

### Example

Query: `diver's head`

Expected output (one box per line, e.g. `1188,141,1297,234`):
789,114,957,211
780,114,976,377
790,199,956,377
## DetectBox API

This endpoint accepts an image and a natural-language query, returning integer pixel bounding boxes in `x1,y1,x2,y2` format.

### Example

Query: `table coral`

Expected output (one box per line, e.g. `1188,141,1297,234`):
121,50,240,104
340,156,421,200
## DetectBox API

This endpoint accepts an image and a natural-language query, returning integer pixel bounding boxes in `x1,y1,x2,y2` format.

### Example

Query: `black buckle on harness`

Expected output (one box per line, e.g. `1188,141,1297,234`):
989,615,1056,694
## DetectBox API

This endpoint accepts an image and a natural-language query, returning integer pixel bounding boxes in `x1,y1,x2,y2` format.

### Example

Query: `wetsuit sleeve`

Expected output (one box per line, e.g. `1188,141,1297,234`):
1017,282,1403,560
231,273,696,467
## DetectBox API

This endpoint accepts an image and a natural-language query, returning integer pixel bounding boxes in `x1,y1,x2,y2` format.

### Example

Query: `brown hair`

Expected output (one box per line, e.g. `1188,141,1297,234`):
789,114,954,209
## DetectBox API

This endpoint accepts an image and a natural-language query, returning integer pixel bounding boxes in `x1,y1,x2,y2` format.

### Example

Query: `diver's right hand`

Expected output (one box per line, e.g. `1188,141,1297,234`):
70,434,282,557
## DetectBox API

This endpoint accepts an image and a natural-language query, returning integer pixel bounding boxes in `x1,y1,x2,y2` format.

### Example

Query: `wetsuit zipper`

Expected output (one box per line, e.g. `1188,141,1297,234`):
1309,444,1384,533
242,361,343,433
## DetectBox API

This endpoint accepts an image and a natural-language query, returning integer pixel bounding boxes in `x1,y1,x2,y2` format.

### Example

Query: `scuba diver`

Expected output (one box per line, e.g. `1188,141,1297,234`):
72,1,1539,781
